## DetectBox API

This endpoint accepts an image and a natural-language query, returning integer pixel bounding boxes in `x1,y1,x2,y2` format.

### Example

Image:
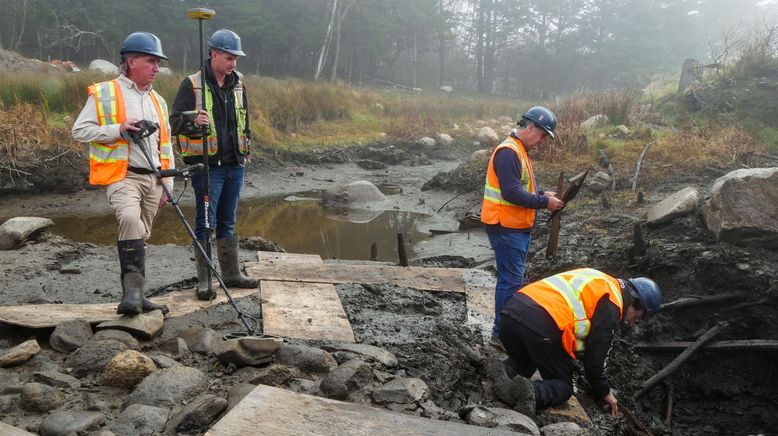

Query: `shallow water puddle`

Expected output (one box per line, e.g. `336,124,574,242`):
50,196,429,262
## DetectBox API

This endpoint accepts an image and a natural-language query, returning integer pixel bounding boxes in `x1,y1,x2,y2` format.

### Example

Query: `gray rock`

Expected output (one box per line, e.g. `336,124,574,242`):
371,377,429,404
96,310,164,340
0,394,17,413
703,167,778,248
580,114,610,130
0,339,41,367
440,85,453,93
32,371,80,388
164,394,228,434
477,127,499,145
275,344,338,374
286,377,318,395
356,159,388,170
91,329,140,350
50,319,94,352
322,343,398,368
125,366,208,408
226,383,256,413
240,364,293,386
148,353,181,369
587,171,612,193
102,350,157,389
647,187,699,226
540,421,586,435
157,337,189,358
84,392,108,411
320,359,374,400
177,327,219,355
437,133,454,147
0,216,54,250
417,136,436,148
65,339,128,378
88,59,118,75
19,382,64,412
158,66,173,76
108,404,168,436
0,372,25,394
322,180,387,206
215,336,282,367
38,410,104,436
467,406,539,434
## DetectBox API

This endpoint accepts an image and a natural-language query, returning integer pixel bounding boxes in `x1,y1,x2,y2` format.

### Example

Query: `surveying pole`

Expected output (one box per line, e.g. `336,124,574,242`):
186,7,216,293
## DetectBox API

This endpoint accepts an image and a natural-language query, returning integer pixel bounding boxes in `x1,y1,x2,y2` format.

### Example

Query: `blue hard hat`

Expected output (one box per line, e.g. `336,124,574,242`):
627,277,662,316
120,32,168,61
521,106,558,140
209,29,246,57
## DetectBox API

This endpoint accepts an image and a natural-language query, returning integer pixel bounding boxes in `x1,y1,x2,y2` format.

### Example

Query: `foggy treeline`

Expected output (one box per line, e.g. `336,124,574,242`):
0,0,775,98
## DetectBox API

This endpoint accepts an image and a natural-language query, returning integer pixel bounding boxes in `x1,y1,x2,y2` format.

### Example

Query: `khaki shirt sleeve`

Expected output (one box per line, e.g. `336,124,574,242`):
71,94,122,144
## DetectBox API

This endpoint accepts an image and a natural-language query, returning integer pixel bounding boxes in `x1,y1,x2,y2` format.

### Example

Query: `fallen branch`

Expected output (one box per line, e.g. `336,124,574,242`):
620,405,655,435
0,165,32,176
633,322,726,400
631,141,655,192
665,383,674,429
659,292,742,311
636,339,778,352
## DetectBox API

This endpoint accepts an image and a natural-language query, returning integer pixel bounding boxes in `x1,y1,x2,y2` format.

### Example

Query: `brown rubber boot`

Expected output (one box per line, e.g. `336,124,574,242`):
216,235,257,288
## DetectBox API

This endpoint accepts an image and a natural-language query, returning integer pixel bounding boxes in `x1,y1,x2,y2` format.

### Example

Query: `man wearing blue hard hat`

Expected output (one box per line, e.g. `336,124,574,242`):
486,268,662,417
170,29,256,300
481,106,564,352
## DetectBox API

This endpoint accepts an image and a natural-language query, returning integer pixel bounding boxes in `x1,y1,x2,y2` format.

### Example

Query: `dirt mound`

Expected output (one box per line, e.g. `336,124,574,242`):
0,48,56,72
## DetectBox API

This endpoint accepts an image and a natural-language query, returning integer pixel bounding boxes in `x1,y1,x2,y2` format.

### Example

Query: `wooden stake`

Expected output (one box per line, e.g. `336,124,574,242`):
370,243,378,261
632,141,655,192
633,322,726,400
546,171,565,258
396,233,408,267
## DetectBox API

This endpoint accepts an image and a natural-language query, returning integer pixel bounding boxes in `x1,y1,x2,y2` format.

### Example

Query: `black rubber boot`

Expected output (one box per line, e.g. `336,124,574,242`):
509,375,536,417
141,298,169,315
216,235,258,288
117,239,144,315
194,239,216,300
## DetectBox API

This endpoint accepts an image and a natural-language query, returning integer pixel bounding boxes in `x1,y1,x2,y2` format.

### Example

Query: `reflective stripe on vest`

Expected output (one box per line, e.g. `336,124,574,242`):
480,137,537,229
86,80,171,185
520,268,623,359
177,73,249,157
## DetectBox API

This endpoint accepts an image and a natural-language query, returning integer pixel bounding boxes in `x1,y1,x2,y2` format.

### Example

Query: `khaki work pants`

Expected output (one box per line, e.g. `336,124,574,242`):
106,171,163,241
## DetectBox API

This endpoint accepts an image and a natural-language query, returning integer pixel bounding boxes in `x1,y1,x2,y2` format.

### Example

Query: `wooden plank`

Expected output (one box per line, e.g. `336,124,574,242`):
463,269,496,319
0,287,258,329
262,281,355,342
0,421,36,436
206,385,517,436
245,263,466,293
257,252,323,266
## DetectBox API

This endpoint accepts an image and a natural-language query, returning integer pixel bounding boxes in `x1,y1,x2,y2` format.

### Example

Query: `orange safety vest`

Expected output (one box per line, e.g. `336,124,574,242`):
86,80,172,186
519,268,624,359
480,136,537,229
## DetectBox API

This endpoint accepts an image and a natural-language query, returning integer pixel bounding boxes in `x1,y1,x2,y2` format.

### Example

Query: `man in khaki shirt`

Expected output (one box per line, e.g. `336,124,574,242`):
72,32,172,316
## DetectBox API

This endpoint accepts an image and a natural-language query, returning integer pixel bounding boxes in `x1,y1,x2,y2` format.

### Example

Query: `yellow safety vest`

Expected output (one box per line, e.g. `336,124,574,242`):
86,80,172,185
176,73,249,157
520,268,624,359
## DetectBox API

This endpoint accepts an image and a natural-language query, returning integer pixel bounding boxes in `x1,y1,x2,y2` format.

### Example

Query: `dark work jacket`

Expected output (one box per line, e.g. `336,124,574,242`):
170,62,250,166
502,292,621,399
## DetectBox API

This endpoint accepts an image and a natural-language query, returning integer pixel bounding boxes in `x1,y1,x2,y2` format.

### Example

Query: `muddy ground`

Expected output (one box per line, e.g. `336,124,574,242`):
0,141,776,435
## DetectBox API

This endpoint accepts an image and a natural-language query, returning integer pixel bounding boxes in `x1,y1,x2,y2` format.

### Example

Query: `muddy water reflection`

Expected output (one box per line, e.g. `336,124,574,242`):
53,197,429,262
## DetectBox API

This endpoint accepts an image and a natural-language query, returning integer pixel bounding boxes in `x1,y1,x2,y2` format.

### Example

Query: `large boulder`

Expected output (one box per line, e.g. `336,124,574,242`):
88,59,118,75
0,217,54,250
125,366,208,408
322,180,387,206
581,114,610,130
703,167,778,248
477,127,499,145
647,187,699,226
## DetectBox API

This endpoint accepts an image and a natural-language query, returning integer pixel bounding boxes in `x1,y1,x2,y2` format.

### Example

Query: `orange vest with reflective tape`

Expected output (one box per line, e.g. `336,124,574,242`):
519,268,624,359
86,80,172,185
481,137,537,229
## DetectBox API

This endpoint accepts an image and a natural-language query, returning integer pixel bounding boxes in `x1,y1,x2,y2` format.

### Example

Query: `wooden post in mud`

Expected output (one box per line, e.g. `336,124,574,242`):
546,171,565,258
370,243,378,261
396,233,408,266
633,222,646,257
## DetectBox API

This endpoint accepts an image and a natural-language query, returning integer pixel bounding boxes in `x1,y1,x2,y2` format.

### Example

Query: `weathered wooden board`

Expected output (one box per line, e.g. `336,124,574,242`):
205,384,518,436
245,262,466,293
257,251,323,266
261,281,354,342
0,421,35,436
0,287,259,329
530,372,591,423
